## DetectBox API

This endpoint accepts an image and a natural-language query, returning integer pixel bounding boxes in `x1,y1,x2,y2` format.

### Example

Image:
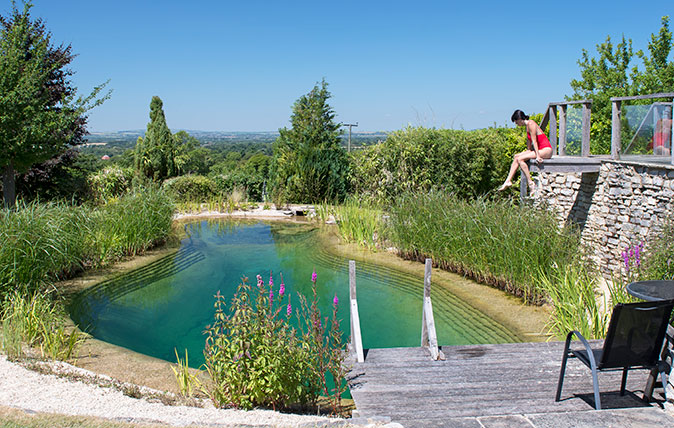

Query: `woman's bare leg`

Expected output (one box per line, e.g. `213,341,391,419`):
516,151,538,188
499,150,535,191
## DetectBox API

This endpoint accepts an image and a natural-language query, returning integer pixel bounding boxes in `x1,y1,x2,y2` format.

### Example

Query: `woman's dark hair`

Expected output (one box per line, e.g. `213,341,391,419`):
511,110,529,122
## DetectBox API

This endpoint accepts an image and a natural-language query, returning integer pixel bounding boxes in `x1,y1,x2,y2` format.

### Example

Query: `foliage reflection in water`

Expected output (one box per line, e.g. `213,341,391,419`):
69,219,520,367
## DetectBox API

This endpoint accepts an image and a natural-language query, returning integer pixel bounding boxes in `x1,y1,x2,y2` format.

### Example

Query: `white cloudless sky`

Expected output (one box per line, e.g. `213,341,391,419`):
11,0,674,132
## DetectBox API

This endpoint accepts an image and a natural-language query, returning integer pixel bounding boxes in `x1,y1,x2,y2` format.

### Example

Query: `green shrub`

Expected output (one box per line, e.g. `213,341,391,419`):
350,126,524,204
203,271,346,411
163,175,218,203
88,166,134,202
388,191,581,303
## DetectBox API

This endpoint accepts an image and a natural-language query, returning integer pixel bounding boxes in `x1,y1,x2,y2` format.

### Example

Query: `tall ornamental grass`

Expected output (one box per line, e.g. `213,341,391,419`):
388,192,581,303
0,186,174,296
317,199,384,250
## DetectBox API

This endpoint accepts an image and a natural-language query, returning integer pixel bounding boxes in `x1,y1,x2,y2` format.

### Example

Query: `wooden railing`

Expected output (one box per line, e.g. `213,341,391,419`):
541,99,592,157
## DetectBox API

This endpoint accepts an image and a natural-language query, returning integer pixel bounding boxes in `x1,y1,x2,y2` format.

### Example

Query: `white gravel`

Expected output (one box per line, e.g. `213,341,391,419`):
0,354,354,427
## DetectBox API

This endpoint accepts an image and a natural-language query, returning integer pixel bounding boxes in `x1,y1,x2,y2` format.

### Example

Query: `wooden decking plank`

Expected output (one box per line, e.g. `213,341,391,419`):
348,342,665,421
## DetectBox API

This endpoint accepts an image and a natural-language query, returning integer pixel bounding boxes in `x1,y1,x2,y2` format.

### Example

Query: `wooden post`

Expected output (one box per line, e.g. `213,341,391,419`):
420,258,444,360
548,105,557,154
611,100,622,160
581,102,591,157
349,260,364,363
559,105,567,156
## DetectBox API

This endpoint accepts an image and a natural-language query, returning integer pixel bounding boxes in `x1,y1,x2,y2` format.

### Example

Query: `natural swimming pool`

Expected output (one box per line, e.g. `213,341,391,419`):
69,219,521,367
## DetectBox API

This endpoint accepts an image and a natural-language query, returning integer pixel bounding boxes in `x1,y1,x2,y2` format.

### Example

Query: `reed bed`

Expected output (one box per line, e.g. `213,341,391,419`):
0,187,174,297
388,192,581,303
317,199,385,250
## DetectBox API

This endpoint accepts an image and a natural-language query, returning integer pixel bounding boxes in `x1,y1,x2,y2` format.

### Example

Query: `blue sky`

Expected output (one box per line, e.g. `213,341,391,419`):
11,0,674,132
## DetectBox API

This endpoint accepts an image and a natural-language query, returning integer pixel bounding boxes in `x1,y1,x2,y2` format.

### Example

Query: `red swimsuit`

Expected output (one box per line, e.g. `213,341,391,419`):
527,132,552,150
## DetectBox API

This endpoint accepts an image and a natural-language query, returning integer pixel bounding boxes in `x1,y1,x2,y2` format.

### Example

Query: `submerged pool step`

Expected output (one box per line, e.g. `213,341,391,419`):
307,249,519,344
77,246,206,302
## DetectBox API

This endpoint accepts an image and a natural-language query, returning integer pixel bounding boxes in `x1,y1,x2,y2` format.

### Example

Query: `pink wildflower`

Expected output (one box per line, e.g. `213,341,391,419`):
269,271,273,287
333,294,339,307
287,299,292,317
311,270,317,283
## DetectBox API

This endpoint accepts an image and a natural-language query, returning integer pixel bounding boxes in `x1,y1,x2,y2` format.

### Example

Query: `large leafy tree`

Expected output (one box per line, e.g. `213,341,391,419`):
0,1,108,207
270,80,349,203
134,96,176,181
569,16,673,154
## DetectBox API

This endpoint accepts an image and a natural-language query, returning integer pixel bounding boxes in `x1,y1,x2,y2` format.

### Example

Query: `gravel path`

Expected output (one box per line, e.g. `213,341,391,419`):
0,355,360,427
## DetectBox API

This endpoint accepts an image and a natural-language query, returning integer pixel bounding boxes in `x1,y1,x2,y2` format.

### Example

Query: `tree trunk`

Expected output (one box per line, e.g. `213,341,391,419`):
2,163,16,209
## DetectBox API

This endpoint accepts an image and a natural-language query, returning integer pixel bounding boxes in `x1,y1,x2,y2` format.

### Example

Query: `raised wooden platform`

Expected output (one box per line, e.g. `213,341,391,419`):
347,341,664,427
527,156,606,173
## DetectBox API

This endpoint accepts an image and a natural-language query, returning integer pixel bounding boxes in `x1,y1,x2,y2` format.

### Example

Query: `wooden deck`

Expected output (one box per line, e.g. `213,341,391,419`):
347,341,664,427
527,155,605,173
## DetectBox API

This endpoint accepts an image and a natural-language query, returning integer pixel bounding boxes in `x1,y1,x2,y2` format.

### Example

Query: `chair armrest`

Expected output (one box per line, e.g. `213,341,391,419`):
566,330,599,369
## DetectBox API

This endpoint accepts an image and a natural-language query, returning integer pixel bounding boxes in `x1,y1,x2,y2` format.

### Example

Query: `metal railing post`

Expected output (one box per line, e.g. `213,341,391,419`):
420,258,444,360
349,260,364,363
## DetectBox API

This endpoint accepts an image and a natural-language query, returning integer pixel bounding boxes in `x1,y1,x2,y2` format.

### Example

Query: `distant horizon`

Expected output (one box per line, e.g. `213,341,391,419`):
21,1,674,132
87,129,391,135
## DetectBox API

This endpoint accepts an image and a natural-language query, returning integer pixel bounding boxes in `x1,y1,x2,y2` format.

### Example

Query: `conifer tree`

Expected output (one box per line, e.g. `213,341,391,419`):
271,80,349,203
135,96,176,180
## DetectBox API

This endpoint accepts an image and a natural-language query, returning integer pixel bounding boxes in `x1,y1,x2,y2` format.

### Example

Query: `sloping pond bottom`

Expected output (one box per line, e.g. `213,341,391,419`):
69,219,524,368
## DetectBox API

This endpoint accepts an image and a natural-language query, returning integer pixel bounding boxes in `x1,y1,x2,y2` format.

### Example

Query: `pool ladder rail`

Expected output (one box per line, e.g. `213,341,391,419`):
348,258,445,363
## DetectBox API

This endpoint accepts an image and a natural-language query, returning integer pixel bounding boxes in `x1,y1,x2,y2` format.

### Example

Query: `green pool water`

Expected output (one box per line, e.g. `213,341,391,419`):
69,219,520,367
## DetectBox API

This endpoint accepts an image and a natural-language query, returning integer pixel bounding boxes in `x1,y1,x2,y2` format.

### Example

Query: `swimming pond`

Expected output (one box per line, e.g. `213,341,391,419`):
69,219,520,367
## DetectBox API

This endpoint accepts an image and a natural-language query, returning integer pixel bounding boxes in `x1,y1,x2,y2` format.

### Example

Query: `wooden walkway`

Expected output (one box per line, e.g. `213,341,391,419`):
347,341,665,427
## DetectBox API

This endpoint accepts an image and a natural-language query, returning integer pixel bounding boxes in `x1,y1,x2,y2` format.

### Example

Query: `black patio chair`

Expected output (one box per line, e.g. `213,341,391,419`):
555,299,674,410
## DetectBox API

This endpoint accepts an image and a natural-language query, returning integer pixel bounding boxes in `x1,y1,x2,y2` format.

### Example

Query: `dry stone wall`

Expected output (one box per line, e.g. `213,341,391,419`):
536,161,674,279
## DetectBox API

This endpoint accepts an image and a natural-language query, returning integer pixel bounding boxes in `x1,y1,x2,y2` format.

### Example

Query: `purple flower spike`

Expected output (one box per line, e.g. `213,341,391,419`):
269,288,274,302
333,294,339,307
279,273,285,296
256,275,263,288
269,271,273,287
311,270,317,283
287,301,292,317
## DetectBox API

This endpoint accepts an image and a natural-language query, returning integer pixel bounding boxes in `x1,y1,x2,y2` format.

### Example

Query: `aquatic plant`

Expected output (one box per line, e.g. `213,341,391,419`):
388,191,581,303
0,290,84,361
202,270,346,412
0,186,174,297
171,348,199,398
318,198,385,250
537,264,608,339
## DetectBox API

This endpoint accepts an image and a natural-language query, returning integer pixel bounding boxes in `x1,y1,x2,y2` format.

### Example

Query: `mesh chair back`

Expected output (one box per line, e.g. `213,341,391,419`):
599,299,674,369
